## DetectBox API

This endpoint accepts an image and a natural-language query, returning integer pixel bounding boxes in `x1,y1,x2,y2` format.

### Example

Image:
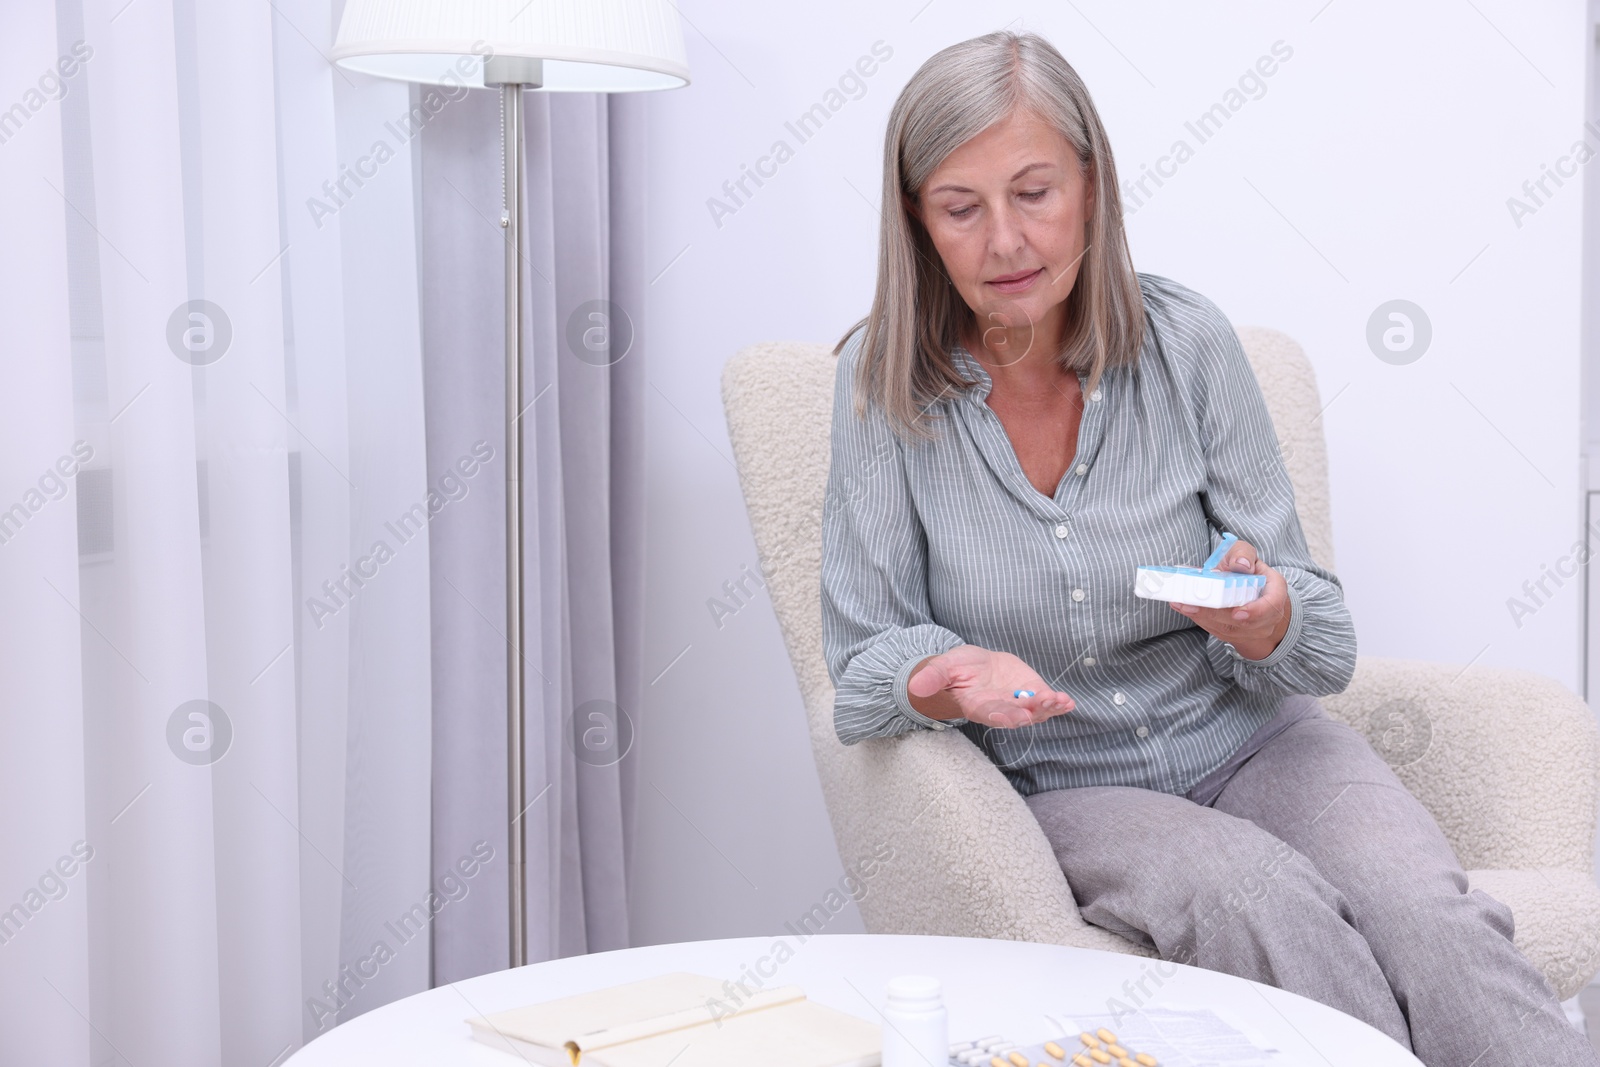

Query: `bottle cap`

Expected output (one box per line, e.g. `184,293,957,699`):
886,974,943,1010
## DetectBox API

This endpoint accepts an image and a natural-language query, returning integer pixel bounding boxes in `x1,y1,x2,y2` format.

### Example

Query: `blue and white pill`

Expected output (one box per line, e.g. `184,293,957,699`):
1013,689,1035,699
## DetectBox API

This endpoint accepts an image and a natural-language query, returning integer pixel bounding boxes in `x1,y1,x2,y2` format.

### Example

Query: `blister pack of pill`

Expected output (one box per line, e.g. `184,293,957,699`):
950,1027,1159,1067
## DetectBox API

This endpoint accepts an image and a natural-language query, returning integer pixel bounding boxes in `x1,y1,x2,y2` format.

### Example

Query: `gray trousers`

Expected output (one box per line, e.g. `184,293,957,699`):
1024,696,1598,1067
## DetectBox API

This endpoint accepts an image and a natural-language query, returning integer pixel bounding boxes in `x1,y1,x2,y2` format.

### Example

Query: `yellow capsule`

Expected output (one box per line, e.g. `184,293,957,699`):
991,1058,1007,1067
1106,1046,1127,1059
1072,1057,1093,1067
1136,1056,1158,1067
1010,1054,1029,1067
1090,1052,1112,1066
1043,1042,1067,1060
1079,1034,1100,1048
1096,1029,1118,1044
1119,1059,1136,1067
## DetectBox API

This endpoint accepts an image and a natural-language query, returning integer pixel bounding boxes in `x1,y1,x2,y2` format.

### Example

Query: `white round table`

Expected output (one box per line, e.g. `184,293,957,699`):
285,933,1420,1066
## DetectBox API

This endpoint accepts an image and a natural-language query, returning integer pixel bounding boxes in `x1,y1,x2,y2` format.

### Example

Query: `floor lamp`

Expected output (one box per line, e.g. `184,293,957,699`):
331,2,688,968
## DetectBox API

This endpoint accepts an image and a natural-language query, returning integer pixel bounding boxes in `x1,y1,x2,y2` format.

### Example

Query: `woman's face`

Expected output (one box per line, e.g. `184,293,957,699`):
911,108,1093,359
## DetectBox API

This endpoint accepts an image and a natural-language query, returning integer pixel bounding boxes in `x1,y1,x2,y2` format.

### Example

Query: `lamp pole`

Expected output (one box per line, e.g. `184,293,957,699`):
486,53,542,970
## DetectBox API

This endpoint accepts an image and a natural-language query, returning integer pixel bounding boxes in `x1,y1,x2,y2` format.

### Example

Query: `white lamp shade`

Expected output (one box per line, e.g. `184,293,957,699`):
331,0,690,91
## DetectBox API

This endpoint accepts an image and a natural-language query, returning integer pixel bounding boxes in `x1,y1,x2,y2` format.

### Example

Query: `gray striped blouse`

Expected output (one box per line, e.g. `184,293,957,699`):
820,272,1356,797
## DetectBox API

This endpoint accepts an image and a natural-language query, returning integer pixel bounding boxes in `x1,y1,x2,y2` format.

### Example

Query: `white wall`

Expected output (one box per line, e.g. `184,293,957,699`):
630,0,1591,945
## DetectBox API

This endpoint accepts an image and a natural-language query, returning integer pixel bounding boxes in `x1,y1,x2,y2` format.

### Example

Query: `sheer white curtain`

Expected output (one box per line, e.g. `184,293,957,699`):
4,0,648,1060
1,0,436,1062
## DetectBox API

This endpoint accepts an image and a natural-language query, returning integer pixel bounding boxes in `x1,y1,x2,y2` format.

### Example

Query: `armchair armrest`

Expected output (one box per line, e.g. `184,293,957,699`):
814,720,1155,957
1319,655,1600,874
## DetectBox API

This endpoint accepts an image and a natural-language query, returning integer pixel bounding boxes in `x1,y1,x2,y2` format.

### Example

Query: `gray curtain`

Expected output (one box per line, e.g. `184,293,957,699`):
418,87,646,982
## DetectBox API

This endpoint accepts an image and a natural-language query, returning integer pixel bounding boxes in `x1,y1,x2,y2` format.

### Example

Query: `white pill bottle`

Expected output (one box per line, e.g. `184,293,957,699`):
881,974,949,1067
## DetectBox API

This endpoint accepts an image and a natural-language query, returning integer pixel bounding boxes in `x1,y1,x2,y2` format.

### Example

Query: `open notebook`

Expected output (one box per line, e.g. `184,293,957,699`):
466,971,882,1067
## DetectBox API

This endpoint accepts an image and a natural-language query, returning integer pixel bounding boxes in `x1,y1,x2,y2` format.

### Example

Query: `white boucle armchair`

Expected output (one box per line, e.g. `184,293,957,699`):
720,327,1600,1000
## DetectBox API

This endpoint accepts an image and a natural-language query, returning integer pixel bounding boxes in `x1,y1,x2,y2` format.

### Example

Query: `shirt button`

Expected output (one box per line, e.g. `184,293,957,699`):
1135,725,1150,738
1090,389,1102,402
1071,588,1085,602
1075,463,1088,476
1113,691,1126,705
1054,523,1069,539
1082,655,1096,666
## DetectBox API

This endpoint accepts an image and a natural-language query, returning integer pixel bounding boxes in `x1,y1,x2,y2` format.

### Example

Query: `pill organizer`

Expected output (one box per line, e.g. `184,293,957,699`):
1134,531,1265,610
950,1026,1160,1067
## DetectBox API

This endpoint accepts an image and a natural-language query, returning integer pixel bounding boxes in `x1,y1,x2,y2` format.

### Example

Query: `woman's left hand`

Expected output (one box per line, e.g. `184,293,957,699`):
1168,538,1293,660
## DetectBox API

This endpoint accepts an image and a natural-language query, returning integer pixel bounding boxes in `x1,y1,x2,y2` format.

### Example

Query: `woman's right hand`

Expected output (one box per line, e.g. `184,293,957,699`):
906,644,1075,728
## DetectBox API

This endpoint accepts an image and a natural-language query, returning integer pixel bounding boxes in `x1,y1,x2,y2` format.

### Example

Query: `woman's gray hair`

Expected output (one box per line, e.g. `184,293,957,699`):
836,30,1144,440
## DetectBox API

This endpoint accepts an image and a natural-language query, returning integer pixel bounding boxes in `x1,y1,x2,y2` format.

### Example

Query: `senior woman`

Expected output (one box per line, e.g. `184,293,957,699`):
820,29,1596,1067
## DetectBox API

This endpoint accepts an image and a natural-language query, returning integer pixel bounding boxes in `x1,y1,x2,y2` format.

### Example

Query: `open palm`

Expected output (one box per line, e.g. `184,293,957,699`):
907,644,1074,728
